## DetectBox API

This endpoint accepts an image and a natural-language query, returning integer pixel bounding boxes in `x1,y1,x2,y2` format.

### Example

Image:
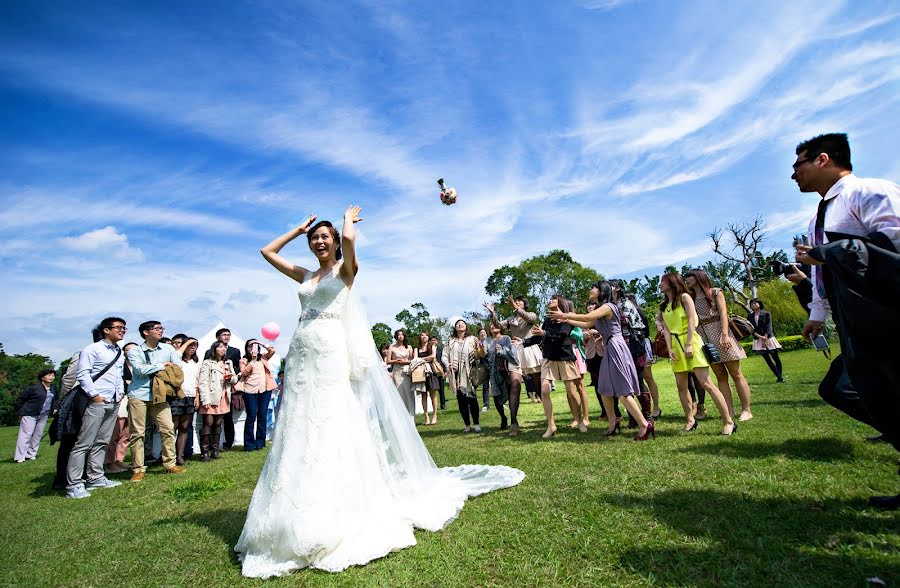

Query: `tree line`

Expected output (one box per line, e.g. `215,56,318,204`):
372,216,809,349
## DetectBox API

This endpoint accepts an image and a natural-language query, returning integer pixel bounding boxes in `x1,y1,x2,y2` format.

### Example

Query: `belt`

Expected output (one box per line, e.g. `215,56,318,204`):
299,308,341,322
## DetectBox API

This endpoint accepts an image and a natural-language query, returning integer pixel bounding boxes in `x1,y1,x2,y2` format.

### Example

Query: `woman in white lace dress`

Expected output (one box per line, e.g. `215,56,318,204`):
235,206,524,578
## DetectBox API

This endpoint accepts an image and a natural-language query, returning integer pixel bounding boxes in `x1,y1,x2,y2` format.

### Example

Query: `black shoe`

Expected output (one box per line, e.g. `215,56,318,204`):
776,377,785,383
868,494,900,510
500,419,509,430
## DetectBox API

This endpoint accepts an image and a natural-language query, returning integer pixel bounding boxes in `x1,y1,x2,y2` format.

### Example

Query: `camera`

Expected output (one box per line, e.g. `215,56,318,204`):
770,260,796,277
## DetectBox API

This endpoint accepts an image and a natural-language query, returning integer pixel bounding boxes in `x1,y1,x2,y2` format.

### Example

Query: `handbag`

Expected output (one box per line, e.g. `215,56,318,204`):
470,358,489,387
411,363,427,384
474,340,487,359
430,359,445,377
231,392,245,411
652,332,668,358
728,315,754,341
701,342,722,363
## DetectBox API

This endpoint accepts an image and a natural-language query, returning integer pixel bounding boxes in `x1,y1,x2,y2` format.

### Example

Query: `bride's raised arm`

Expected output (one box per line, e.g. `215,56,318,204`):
260,215,316,284
339,205,363,286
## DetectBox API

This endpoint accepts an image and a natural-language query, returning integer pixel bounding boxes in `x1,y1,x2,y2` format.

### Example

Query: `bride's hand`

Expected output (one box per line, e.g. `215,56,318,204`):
298,215,317,234
344,205,364,224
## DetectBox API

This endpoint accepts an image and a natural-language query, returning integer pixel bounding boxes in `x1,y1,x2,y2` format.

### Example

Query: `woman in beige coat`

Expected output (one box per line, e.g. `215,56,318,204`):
198,341,238,460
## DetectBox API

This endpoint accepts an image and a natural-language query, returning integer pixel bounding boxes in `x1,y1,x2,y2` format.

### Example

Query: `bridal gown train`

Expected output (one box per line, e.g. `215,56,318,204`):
235,264,525,577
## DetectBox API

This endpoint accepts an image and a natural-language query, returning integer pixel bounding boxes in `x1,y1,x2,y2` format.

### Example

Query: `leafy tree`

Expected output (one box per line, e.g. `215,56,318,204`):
484,250,603,319
370,322,393,350
0,347,55,426
394,303,450,342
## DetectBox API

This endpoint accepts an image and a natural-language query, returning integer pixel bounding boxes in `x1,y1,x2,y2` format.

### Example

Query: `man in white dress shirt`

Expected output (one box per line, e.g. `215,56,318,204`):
793,132,900,509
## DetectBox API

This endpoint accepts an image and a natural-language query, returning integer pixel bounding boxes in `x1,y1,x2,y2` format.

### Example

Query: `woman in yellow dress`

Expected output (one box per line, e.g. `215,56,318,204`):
657,272,736,436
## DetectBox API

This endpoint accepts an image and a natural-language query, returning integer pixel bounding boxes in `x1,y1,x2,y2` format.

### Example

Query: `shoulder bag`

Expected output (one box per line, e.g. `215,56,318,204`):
728,315,754,341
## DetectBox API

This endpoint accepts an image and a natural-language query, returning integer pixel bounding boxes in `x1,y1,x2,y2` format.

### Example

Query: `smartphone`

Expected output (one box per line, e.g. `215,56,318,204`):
810,333,829,351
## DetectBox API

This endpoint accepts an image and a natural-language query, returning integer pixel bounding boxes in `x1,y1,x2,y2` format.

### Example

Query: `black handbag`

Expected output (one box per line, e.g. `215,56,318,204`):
701,342,721,363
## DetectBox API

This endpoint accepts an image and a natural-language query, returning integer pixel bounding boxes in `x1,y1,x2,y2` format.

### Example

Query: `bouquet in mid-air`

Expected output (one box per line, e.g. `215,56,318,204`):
437,178,458,206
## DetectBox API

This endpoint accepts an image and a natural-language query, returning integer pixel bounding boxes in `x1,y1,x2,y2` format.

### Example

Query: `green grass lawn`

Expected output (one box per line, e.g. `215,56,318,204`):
1,349,897,587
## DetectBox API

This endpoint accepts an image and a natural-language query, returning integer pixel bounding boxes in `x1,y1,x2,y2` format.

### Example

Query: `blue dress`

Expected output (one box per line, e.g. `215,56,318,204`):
594,304,640,397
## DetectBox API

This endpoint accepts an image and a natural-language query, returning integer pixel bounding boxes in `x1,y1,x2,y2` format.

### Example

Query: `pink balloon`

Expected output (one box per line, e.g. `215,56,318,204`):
261,322,280,341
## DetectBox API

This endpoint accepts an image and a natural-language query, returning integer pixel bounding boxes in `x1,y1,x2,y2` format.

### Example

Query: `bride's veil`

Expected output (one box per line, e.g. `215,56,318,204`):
341,286,524,531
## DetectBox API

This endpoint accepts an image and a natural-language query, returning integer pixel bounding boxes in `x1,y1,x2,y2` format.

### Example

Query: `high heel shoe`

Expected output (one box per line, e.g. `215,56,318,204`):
721,421,737,436
685,419,698,432
542,427,557,439
634,420,655,441
604,422,621,437
650,408,662,419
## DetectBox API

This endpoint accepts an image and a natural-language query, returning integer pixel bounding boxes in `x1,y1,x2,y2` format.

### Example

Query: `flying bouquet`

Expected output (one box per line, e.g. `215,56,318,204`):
437,178,458,206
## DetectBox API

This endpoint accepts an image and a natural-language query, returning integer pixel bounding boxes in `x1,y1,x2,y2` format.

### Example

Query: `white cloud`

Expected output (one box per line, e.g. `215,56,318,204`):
59,226,145,262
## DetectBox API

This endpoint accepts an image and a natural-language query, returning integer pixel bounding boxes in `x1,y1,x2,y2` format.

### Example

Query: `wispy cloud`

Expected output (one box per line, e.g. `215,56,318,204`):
1,0,898,360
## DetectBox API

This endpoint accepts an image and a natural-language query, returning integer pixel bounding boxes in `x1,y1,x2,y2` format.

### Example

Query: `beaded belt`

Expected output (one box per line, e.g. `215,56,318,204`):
299,308,341,322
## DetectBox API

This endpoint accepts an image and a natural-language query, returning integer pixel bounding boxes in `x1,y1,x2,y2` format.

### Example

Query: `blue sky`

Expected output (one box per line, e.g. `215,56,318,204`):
1,0,898,361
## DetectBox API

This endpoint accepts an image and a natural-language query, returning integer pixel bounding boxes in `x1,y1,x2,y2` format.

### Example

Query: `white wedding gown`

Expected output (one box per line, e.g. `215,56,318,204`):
235,264,525,577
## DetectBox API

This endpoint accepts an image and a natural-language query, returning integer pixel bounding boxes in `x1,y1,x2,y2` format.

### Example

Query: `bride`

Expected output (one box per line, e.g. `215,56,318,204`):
234,205,525,577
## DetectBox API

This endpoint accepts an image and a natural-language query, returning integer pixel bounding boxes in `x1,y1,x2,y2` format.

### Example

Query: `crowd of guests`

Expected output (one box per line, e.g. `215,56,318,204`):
12,132,899,509
13,320,281,499
380,268,779,442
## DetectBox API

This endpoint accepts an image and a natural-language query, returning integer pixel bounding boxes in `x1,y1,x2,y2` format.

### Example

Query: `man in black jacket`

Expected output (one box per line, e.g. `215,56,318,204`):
792,132,900,509
212,327,242,449
14,370,58,462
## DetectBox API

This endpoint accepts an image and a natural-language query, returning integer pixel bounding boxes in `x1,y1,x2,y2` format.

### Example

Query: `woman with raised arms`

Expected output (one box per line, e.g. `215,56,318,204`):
548,282,654,441
234,206,524,578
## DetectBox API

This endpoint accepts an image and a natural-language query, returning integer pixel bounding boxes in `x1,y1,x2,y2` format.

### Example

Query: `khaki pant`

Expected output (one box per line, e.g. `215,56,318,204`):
128,397,176,472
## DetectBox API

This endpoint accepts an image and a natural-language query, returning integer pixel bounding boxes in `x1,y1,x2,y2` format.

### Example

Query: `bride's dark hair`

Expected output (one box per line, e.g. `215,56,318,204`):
306,220,342,260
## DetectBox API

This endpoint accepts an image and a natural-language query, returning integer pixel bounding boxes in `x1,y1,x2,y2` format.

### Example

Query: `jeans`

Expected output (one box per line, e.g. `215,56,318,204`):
243,390,273,450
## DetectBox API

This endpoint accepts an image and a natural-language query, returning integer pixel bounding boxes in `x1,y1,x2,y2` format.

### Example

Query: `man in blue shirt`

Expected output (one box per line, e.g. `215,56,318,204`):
126,320,189,482
66,317,127,499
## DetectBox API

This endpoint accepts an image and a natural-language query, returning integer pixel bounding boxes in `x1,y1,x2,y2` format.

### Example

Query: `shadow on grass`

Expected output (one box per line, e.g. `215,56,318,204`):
677,436,856,462
754,397,827,409
28,471,61,498
415,424,626,445
603,489,899,586
157,508,246,565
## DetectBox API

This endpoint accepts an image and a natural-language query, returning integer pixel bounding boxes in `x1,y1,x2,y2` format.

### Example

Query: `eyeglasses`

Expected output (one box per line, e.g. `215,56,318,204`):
109,326,127,332
792,157,815,171
149,326,165,332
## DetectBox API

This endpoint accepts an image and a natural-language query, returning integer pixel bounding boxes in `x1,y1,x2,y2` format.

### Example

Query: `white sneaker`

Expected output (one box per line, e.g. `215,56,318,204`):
86,477,122,490
473,425,482,433
66,485,91,499
481,405,489,412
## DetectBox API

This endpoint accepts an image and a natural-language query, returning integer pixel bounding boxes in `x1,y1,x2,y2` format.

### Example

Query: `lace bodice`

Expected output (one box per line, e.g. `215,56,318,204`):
297,265,350,322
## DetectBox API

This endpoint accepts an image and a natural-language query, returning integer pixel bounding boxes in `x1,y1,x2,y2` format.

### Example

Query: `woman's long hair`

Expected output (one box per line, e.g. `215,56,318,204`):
593,281,613,306
244,338,264,362
660,272,688,312
451,319,470,340
686,268,715,306
207,341,227,361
